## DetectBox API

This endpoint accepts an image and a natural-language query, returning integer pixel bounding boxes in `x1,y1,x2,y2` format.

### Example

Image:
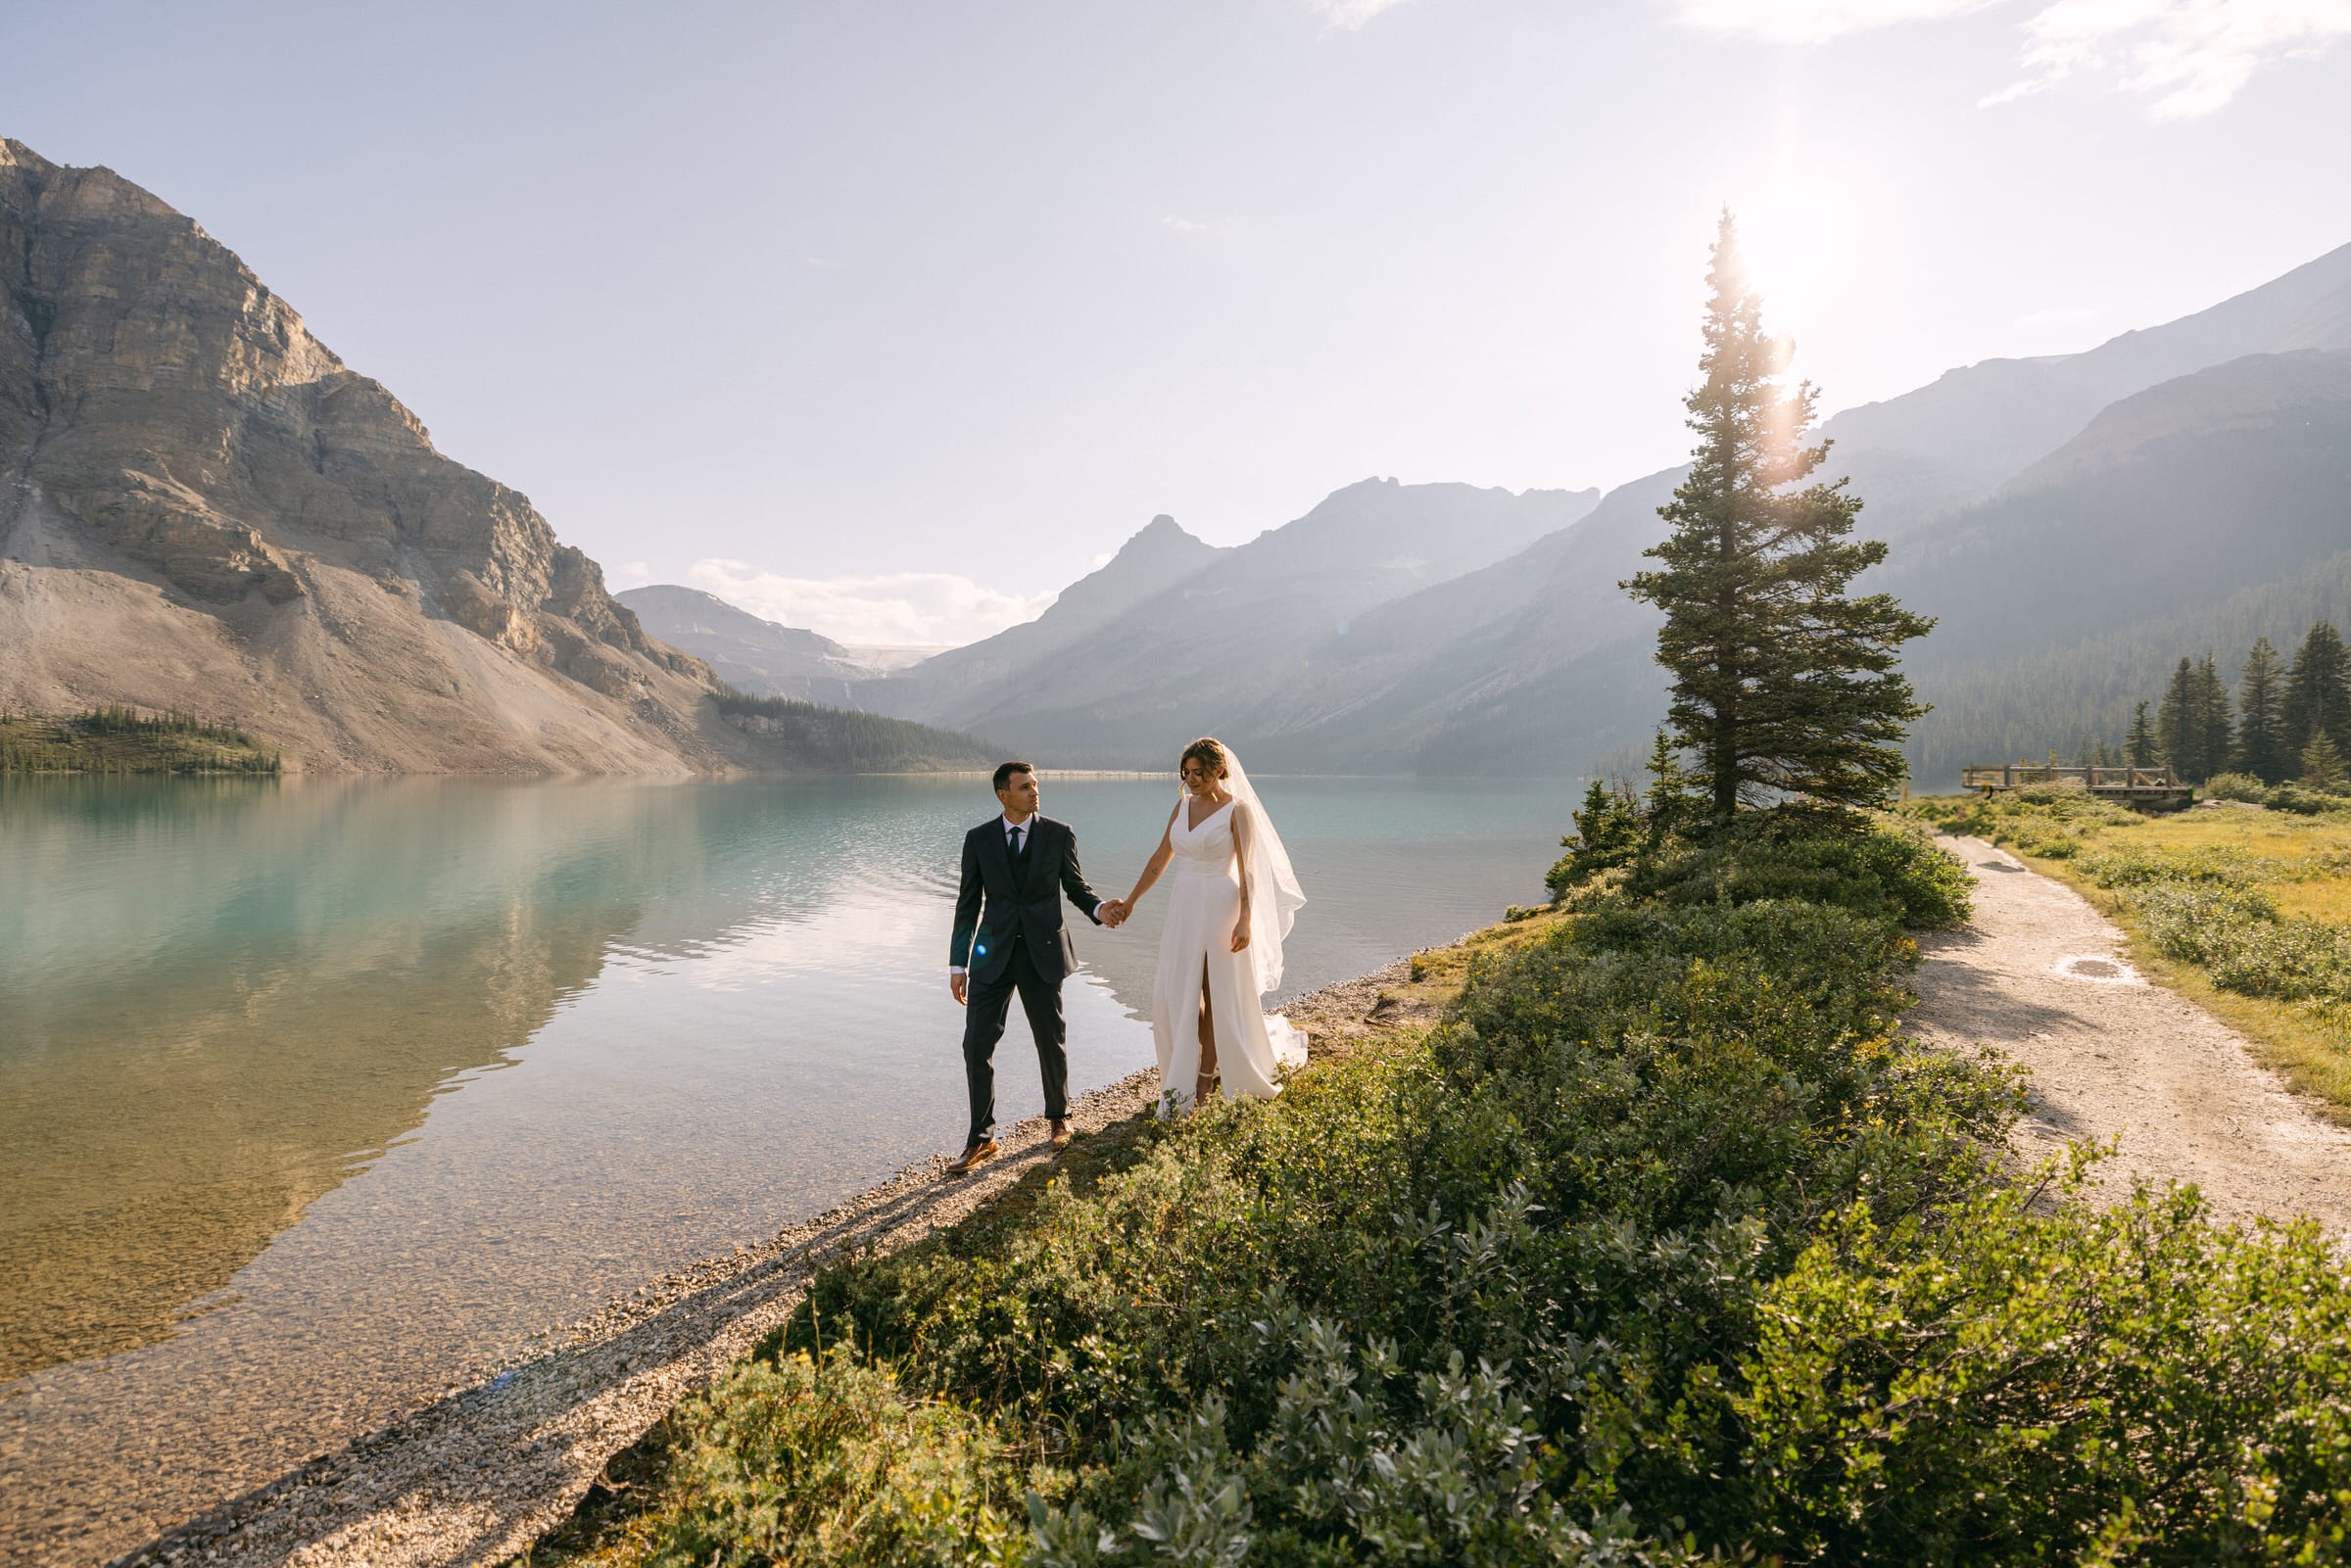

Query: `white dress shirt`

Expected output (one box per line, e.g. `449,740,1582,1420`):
950,814,1040,975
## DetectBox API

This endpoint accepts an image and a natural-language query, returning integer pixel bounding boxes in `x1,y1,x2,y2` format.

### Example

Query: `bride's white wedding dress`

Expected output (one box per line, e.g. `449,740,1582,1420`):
1150,760,1309,1109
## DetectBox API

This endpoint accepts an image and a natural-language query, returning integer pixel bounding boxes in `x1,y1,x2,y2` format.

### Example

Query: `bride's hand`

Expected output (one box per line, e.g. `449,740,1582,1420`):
1230,911,1251,952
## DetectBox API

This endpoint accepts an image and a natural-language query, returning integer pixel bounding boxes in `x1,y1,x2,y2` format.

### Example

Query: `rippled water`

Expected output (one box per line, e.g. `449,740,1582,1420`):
0,773,1573,1561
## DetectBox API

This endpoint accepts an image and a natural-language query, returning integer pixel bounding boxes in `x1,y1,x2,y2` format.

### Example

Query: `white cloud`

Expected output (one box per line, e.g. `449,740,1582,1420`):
1666,0,2350,115
1671,0,1992,45
1989,0,2351,119
1305,0,1416,30
688,558,1056,647
1161,214,1215,234
614,559,651,584
1664,0,1993,45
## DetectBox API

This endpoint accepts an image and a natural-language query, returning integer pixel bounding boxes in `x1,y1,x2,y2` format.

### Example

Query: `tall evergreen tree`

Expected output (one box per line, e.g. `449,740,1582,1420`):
2194,653,2231,784
2155,657,2197,781
2284,622,2351,761
2126,701,2157,769
2233,636,2289,784
1624,214,1932,819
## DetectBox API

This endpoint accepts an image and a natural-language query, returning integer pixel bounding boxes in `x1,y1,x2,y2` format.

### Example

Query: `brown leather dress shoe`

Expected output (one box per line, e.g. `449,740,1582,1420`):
945,1138,998,1175
1049,1119,1073,1149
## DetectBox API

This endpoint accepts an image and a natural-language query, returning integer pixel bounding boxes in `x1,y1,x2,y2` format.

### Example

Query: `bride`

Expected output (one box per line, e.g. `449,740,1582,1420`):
1105,737,1309,1111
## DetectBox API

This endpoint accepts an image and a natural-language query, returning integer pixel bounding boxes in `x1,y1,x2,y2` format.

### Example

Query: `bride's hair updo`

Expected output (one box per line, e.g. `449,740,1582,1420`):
1179,736,1228,785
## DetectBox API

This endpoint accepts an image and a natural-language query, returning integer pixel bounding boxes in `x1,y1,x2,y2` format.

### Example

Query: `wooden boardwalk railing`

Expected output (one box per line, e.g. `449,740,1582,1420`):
1958,762,2193,809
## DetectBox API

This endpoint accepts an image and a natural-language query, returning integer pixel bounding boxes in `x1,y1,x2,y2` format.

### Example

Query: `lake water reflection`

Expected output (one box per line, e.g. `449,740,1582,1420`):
0,773,1572,1559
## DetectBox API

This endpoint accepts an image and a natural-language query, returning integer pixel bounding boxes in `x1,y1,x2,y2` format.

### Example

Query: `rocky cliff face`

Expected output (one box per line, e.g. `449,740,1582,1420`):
0,138,754,774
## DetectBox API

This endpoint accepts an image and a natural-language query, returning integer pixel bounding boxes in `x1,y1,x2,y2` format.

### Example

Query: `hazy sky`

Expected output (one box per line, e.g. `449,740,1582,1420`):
7,1,2347,643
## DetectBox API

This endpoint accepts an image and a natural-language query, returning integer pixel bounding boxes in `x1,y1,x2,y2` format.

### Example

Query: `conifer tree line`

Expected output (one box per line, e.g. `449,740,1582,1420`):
2076,622,2351,787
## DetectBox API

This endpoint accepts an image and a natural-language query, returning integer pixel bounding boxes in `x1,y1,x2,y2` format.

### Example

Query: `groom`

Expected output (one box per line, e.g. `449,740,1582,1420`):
946,761,1127,1174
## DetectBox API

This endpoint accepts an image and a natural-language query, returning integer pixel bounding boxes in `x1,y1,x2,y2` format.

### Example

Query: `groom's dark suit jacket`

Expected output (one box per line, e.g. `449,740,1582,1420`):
951,815,1103,984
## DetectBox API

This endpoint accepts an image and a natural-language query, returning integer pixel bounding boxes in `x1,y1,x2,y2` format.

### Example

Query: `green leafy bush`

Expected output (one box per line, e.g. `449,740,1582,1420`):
633,1350,1032,1567
2057,832,2351,1006
2200,771,2271,803
1622,807,1973,928
2076,844,2269,889
565,809,2351,1566
2131,882,2351,1002
1721,1180,2351,1564
2269,782,2351,817
1901,788,2146,861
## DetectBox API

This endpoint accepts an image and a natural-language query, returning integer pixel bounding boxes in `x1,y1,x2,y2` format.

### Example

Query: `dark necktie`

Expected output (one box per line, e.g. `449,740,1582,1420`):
1008,823,1025,861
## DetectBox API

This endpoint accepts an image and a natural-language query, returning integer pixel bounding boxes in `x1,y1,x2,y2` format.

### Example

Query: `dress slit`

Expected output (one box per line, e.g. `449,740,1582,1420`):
1149,799,1307,1113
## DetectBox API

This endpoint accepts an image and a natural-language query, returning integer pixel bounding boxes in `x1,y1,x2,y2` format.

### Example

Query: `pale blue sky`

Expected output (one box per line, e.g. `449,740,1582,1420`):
6,0,2346,642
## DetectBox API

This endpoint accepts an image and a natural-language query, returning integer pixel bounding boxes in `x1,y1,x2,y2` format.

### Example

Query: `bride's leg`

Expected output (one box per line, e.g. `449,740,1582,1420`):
1195,959,1219,1106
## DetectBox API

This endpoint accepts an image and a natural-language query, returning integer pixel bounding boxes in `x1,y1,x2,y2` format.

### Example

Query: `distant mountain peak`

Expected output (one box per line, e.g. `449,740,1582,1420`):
617,584,850,653
1117,513,1208,555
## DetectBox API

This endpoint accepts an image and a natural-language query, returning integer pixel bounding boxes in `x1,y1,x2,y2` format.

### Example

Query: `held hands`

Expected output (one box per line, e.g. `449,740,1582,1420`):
1099,898,1130,928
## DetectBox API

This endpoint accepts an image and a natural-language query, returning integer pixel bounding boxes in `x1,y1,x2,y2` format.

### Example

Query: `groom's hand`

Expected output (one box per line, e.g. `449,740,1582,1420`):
1099,899,1126,927
950,973,968,1006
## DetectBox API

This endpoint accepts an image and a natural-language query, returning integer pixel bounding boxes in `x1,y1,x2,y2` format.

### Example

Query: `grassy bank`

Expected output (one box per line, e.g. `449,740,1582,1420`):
1905,788,2351,1116
0,708,281,775
528,807,2351,1566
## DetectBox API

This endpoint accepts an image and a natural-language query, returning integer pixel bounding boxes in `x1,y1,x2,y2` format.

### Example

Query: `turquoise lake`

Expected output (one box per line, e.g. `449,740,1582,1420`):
0,773,1575,1558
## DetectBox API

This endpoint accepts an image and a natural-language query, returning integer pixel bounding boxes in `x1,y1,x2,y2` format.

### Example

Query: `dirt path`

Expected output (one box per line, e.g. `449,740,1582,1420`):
101,965,1410,1568
1911,835,2351,1232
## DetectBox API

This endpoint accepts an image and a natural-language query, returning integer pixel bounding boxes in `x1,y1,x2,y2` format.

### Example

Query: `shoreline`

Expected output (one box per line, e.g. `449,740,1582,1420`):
112,956,1428,1568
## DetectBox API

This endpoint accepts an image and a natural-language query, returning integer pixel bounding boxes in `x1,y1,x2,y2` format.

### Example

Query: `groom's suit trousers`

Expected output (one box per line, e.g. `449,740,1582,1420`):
961,931,1069,1144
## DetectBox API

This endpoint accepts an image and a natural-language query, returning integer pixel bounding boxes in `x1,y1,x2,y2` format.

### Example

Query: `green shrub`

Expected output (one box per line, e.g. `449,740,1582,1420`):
2201,771,2271,803
2132,882,2351,1002
578,810,2351,1567
2076,844,2269,889
2270,783,2351,817
636,1350,1032,1567
1898,790,2143,862
1719,1180,2351,1564
1626,808,1972,929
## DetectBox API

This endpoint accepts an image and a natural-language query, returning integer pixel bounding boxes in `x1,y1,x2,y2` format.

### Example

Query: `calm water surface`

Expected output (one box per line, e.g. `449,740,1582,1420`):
0,774,1573,1560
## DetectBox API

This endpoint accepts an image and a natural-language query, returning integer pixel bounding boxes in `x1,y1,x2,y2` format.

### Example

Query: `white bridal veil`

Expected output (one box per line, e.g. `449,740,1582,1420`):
1186,748,1308,995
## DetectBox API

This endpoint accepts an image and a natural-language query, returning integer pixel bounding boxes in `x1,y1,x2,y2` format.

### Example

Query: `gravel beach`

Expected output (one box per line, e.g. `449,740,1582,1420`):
103,961,1422,1568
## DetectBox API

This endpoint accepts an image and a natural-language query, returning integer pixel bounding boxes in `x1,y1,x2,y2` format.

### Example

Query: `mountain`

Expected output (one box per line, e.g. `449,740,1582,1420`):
862,513,1226,725
1,139,778,775
1890,350,2351,778
1817,240,2351,521
618,585,876,703
861,239,2351,781
858,481,1601,766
